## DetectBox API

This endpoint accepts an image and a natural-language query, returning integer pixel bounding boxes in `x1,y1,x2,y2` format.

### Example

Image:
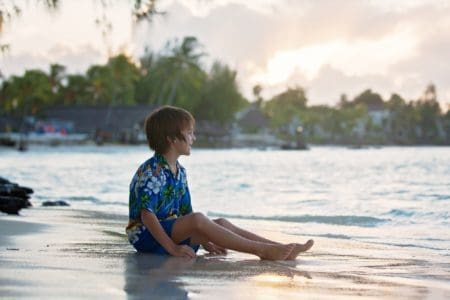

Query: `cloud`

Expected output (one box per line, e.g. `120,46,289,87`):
135,0,449,105
390,19,450,106
308,65,397,105
158,0,284,17
134,1,280,66
250,27,419,86
1,44,104,76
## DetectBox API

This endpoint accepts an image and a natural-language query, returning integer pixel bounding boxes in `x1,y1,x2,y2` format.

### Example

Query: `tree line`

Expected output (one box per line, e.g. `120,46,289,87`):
0,36,247,125
1,36,449,144
262,85,449,145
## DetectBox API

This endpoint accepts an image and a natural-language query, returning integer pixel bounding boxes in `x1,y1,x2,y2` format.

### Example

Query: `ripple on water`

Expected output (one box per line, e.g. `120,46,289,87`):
207,211,389,227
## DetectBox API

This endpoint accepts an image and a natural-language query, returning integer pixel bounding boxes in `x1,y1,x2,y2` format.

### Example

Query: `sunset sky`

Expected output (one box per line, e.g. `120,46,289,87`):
1,0,449,108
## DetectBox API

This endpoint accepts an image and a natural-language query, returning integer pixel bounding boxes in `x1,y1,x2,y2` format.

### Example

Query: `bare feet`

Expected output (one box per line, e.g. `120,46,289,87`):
258,243,295,261
286,239,314,260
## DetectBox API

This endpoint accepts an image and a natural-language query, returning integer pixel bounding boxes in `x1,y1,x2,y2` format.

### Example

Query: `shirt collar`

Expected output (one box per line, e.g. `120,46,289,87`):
155,153,181,177
155,153,169,169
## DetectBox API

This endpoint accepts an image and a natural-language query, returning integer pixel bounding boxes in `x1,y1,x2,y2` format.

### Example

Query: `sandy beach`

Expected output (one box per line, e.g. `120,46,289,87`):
1,206,449,300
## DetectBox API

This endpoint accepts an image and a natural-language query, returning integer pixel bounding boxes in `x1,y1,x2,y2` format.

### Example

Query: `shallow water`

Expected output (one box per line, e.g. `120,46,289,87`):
1,145,449,259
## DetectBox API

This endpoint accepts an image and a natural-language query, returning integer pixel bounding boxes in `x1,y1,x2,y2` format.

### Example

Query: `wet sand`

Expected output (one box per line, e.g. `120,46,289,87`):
1,207,449,299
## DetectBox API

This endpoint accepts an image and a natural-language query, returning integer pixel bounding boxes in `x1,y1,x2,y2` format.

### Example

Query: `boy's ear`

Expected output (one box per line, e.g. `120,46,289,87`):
166,136,176,144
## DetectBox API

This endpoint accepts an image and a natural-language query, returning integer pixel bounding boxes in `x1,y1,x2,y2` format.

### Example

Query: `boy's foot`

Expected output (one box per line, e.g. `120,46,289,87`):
258,243,295,261
286,239,314,260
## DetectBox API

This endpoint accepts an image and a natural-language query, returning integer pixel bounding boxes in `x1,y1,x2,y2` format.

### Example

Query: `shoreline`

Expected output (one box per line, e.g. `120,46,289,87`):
2,131,450,151
1,207,449,299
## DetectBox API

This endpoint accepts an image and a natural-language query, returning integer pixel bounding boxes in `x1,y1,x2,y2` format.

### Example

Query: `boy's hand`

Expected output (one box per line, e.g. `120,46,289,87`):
202,242,227,255
170,244,196,259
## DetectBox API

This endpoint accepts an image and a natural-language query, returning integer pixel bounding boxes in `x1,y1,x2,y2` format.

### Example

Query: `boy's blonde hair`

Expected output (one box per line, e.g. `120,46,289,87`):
145,105,195,154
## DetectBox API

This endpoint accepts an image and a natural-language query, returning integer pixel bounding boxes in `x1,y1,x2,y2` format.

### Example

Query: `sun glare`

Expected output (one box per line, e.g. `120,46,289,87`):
251,28,418,87
252,43,338,85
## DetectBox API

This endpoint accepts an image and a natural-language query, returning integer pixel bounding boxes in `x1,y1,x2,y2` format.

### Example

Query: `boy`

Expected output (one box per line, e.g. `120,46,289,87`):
126,105,313,260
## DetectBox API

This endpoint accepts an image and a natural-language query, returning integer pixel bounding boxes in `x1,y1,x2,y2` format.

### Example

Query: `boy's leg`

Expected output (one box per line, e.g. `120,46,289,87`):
213,217,314,260
213,218,280,244
171,212,294,260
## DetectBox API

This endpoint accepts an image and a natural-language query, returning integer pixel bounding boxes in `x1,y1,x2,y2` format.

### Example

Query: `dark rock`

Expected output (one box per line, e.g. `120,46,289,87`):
0,184,33,199
0,177,10,185
42,200,70,207
0,196,30,215
0,177,34,214
20,186,34,194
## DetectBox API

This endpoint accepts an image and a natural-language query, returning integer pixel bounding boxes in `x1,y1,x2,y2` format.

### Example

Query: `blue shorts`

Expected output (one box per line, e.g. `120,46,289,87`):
131,218,199,255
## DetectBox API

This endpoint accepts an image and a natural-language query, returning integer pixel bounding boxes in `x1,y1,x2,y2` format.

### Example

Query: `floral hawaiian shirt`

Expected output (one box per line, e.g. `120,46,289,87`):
128,153,193,225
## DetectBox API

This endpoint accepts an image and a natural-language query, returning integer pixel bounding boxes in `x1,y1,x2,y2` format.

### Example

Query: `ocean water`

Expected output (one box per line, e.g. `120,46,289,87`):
1,145,449,258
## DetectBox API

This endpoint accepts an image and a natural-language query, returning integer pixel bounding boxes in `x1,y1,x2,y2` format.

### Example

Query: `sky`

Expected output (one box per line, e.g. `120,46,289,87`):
1,0,449,109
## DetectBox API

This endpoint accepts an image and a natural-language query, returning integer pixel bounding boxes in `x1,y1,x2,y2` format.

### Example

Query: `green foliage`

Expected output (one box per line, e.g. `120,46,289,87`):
415,97,441,143
135,37,248,123
261,84,447,145
135,49,159,104
108,54,140,105
86,54,140,105
264,86,308,128
443,110,450,142
86,65,114,105
1,69,52,116
1,36,248,125
59,74,91,105
300,104,368,143
195,61,247,124
345,89,384,109
156,37,206,111
386,93,418,143
338,104,368,133
297,105,335,142
383,85,444,144
135,37,207,112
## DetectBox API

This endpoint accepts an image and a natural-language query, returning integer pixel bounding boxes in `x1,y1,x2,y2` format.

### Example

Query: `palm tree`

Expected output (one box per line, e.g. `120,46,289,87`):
156,36,206,109
48,63,66,105
423,83,436,102
252,84,263,108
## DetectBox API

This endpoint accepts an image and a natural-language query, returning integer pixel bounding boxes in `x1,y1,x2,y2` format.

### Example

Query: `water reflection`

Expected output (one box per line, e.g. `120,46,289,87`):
124,253,194,300
123,252,312,299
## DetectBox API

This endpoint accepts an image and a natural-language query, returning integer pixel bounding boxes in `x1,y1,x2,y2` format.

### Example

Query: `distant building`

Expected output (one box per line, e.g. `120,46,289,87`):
194,120,231,147
0,115,20,133
352,101,390,143
366,101,389,128
232,105,280,147
44,105,157,143
234,105,270,133
44,105,235,145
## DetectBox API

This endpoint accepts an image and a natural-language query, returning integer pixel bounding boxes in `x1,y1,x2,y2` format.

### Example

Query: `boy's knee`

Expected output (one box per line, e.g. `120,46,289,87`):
214,218,227,226
191,212,208,228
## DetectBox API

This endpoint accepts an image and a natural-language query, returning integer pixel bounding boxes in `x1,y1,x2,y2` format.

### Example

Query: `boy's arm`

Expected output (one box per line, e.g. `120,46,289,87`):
140,209,196,258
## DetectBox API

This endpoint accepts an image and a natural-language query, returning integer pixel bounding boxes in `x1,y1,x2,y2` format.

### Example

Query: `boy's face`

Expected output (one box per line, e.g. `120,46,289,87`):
175,125,195,156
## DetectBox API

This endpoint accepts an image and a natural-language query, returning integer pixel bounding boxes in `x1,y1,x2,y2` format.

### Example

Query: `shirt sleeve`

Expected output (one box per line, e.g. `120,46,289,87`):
136,169,164,215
